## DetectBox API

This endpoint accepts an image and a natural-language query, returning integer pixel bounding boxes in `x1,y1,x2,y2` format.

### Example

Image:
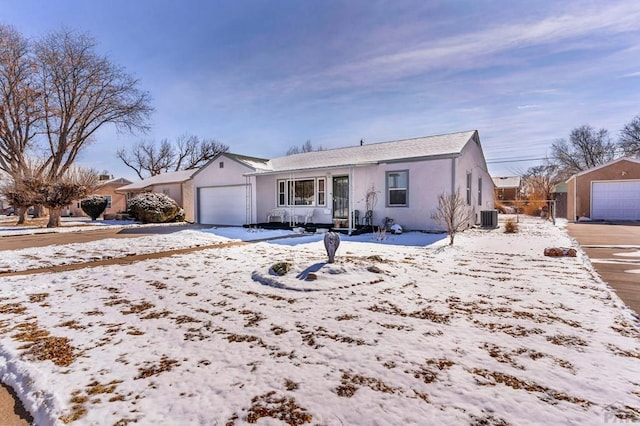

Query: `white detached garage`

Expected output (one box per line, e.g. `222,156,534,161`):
191,153,270,225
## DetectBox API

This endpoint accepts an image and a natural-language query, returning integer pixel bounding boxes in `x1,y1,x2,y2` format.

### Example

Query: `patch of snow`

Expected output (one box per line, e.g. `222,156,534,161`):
0,216,638,425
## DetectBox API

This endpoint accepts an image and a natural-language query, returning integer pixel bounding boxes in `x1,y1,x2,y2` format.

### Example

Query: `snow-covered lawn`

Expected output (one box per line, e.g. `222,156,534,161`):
0,217,639,425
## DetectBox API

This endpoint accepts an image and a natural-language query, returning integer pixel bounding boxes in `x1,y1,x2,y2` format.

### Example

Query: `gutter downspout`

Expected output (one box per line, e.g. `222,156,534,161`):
450,157,456,194
349,166,354,235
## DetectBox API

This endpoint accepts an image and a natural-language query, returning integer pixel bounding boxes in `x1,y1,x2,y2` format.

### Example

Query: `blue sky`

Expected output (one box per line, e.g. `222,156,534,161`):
2,0,640,180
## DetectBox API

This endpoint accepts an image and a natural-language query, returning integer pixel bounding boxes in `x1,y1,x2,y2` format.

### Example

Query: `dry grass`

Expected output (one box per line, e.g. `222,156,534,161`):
135,356,180,379
14,322,77,367
471,368,591,407
336,371,398,397
503,218,519,234
245,391,312,425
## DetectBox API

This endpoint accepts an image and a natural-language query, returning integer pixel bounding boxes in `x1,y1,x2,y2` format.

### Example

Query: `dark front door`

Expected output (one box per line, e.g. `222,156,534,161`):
332,176,349,219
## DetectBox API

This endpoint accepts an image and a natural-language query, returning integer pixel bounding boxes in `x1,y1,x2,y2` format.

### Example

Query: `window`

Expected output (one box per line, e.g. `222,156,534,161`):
466,172,472,205
219,161,224,168
386,170,408,206
276,178,324,206
163,189,170,197
478,177,482,206
317,178,325,206
289,179,315,205
104,195,112,209
278,181,286,206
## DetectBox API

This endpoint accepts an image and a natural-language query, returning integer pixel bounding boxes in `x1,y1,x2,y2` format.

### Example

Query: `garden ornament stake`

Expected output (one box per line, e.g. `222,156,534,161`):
323,232,340,263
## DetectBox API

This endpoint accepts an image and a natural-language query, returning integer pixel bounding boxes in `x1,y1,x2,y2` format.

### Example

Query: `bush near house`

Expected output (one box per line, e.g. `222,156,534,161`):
80,195,108,220
127,192,182,223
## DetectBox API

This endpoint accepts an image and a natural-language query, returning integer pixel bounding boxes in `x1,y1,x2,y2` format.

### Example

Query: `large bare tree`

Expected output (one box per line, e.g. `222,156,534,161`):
551,125,617,176
32,29,152,226
117,134,228,179
620,115,640,158
0,24,40,178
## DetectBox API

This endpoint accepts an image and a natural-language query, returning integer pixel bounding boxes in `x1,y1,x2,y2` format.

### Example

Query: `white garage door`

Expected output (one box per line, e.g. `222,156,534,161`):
592,180,640,220
198,185,248,225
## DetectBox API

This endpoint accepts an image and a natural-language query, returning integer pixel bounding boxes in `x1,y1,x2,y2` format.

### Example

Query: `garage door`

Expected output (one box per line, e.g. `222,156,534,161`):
198,185,248,225
592,181,640,220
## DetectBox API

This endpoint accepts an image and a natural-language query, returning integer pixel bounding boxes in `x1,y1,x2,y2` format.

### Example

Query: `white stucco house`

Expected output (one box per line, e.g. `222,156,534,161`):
191,130,495,231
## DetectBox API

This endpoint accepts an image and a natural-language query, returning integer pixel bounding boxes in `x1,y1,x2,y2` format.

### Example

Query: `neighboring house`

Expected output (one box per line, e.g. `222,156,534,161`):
65,176,132,218
492,176,521,202
192,130,495,231
567,157,640,221
116,169,197,222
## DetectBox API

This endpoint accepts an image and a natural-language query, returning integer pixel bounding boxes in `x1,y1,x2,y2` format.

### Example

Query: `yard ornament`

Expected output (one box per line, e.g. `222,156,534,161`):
324,232,340,263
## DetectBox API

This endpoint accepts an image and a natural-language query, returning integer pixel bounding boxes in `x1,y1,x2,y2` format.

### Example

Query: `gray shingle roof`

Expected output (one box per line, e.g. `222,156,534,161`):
117,169,197,192
256,130,478,173
492,176,521,189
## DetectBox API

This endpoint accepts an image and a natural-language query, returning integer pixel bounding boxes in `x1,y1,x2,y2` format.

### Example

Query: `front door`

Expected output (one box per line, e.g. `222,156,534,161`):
332,176,349,219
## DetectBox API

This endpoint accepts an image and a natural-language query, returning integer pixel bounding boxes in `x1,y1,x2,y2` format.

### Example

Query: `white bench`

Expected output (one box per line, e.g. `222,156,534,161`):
267,208,286,223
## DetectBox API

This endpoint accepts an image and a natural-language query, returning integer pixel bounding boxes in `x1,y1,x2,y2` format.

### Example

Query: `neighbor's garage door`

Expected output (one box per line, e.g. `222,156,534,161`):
198,185,247,225
591,180,640,220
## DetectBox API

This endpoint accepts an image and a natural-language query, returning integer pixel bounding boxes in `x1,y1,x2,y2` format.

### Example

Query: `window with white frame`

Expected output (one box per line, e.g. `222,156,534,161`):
105,195,112,209
478,177,482,206
466,172,472,205
386,170,408,206
317,178,325,206
277,177,325,206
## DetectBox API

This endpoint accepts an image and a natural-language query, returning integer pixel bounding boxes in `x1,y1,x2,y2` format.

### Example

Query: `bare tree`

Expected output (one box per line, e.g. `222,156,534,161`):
520,162,562,201
431,189,472,245
286,140,322,156
41,167,99,227
0,24,40,178
32,28,152,226
551,125,617,175
620,115,640,158
117,134,228,178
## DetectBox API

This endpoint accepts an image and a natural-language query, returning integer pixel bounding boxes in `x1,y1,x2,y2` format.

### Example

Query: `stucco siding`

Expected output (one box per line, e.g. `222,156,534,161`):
181,181,195,222
193,154,257,224
454,138,494,227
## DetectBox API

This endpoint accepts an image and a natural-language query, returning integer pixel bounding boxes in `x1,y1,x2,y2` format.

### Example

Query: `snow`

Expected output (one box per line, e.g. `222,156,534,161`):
0,216,639,425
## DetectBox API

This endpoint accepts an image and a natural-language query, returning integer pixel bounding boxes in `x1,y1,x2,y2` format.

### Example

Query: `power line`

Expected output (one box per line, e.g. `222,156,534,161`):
486,157,548,164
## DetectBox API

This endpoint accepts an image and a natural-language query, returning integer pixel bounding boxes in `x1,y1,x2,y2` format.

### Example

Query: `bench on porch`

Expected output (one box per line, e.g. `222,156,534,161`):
266,208,286,223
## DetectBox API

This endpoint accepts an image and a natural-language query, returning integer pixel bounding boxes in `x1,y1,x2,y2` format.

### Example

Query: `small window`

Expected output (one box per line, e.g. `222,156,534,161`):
386,170,408,206
317,178,325,206
478,177,482,206
278,180,286,206
163,189,170,197
219,161,224,168
466,172,472,205
105,195,112,209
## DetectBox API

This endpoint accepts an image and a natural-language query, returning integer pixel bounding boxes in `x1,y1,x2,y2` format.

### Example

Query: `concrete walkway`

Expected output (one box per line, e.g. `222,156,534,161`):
567,222,640,316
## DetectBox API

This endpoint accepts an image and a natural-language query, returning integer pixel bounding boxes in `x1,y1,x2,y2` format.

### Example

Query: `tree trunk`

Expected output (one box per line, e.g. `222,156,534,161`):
47,208,61,228
32,205,45,218
16,207,27,225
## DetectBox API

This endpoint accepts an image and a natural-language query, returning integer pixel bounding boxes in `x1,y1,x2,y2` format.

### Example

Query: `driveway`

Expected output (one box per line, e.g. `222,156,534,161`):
567,222,640,315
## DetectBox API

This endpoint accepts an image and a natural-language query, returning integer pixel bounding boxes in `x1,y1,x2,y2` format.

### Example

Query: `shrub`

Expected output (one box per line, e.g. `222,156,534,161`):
127,192,181,223
504,218,519,233
270,262,292,276
80,195,108,220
